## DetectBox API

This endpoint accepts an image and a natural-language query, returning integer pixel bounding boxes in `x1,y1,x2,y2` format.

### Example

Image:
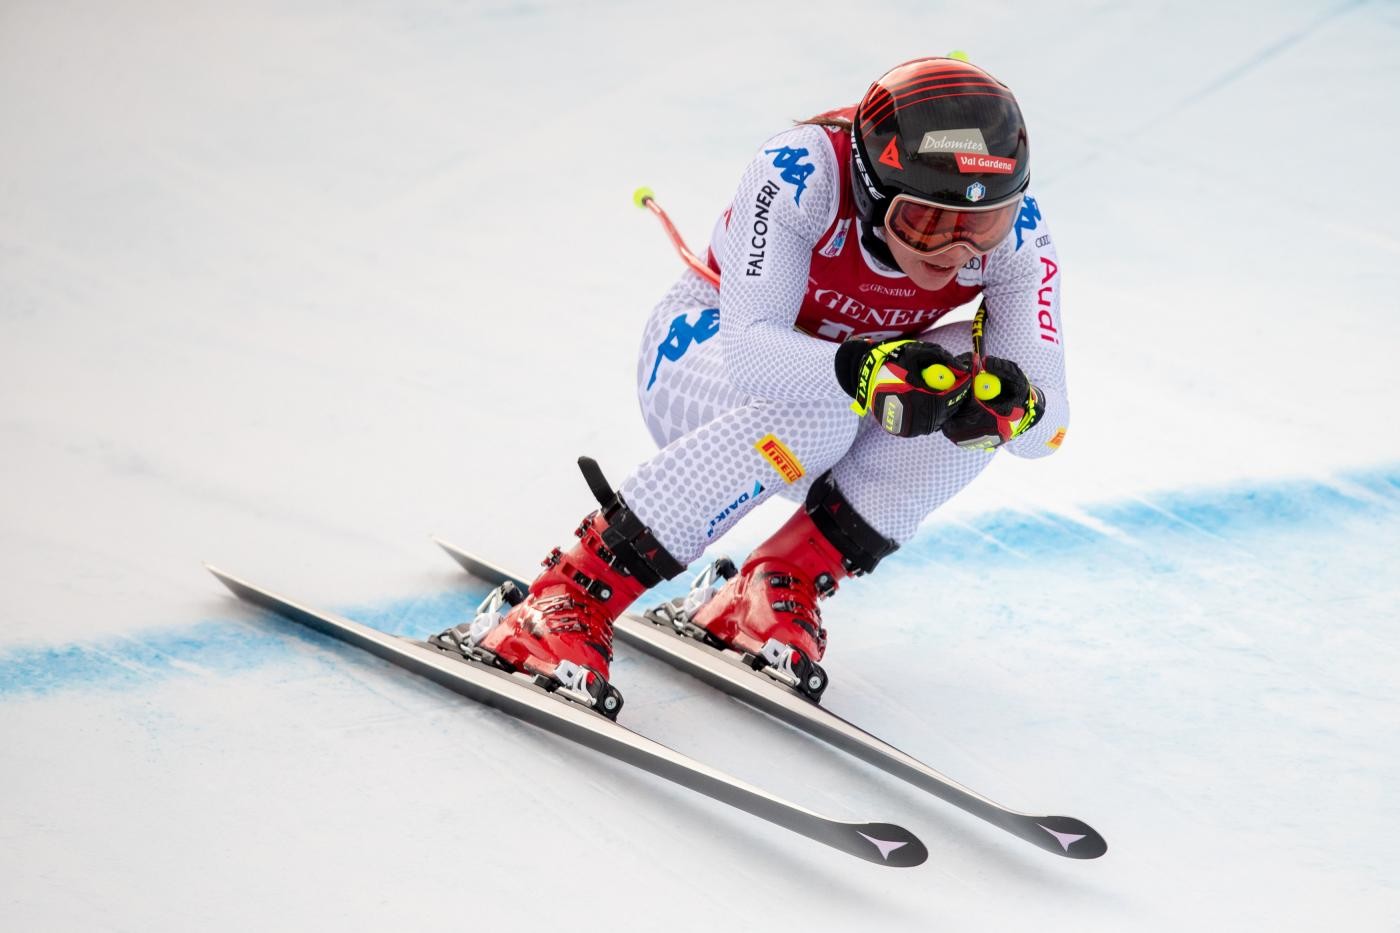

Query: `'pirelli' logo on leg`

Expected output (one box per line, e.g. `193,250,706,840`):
755,434,805,484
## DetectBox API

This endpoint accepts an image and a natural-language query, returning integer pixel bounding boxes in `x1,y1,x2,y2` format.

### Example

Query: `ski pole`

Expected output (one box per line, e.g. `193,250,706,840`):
968,301,1001,401
920,301,994,397
633,187,721,288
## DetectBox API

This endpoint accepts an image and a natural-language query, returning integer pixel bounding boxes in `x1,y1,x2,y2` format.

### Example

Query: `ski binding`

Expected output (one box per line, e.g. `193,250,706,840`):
425,580,624,720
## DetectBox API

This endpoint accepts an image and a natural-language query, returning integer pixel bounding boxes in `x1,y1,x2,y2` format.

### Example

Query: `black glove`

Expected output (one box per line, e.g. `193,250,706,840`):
835,338,973,438
941,355,1045,450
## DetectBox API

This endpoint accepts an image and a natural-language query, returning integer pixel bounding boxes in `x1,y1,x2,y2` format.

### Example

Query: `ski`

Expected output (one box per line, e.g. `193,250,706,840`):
433,538,1107,860
206,565,927,867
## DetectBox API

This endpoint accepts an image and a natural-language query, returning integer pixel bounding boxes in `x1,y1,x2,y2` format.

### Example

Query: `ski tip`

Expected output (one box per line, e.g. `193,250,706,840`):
432,536,464,560
431,539,520,589
205,564,255,601
1024,815,1108,859
845,822,928,868
432,537,476,574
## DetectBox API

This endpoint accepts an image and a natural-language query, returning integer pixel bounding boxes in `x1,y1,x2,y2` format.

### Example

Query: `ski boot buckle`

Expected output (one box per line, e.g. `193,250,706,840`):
546,660,625,720
751,638,829,703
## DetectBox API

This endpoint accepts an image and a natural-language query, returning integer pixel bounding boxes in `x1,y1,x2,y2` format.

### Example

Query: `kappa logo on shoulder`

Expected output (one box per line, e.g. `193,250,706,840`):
1014,195,1042,250
764,146,815,205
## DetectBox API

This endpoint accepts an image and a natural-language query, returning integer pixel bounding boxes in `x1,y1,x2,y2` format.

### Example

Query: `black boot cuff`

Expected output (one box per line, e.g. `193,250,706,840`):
577,456,685,587
804,472,899,576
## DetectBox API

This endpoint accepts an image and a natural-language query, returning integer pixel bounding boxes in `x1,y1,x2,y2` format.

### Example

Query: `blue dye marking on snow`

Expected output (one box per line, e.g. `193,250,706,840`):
899,466,1400,569
0,622,293,697
3,465,1398,699
0,586,492,698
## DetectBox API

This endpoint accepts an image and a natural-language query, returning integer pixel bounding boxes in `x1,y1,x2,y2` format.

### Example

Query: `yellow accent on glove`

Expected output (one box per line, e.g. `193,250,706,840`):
973,372,1001,401
1009,387,1041,440
922,364,957,391
848,339,915,416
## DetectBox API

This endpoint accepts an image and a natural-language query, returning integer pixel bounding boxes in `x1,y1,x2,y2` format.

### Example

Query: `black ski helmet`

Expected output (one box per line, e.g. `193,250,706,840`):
851,57,1030,226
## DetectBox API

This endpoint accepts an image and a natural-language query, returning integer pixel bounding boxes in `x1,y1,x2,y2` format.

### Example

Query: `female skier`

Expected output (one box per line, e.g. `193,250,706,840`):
456,56,1067,708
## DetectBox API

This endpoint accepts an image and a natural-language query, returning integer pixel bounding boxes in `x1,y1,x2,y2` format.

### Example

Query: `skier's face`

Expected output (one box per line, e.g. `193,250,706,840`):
885,234,977,291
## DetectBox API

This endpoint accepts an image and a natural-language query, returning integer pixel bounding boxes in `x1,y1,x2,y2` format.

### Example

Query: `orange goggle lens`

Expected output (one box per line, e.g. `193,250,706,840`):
886,194,1021,254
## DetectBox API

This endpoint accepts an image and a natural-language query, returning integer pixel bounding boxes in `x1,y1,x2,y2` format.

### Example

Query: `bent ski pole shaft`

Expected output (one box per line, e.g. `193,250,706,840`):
633,187,720,288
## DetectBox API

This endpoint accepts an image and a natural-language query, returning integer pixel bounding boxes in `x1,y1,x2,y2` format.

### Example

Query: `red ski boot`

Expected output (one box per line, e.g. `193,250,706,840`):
432,458,682,719
677,473,898,702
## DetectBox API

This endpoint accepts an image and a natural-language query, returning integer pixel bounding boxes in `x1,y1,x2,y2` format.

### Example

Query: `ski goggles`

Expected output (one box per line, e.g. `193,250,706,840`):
885,192,1023,255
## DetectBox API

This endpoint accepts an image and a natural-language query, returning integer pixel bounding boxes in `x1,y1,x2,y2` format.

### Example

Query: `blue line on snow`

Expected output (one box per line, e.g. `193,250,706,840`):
2,464,1397,699
903,466,1400,564
0,590,492,698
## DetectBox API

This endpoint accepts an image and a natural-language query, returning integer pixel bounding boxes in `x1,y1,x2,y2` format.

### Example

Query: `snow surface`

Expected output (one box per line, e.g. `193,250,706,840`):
3,1,1400,929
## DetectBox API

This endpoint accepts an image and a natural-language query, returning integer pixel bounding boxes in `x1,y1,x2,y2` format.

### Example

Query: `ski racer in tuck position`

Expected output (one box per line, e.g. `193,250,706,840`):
456,56,1067,707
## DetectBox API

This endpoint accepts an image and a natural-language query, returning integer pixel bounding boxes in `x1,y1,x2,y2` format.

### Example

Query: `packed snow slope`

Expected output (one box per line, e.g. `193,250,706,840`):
3,1,1399,930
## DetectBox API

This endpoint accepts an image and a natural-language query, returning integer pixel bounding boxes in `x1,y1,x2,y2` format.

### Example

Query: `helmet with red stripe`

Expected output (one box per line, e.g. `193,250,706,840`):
851,57,1030,228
